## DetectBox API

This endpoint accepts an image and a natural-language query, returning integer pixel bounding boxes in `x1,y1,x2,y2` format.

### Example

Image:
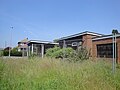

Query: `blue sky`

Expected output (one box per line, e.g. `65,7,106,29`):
0,0,120,48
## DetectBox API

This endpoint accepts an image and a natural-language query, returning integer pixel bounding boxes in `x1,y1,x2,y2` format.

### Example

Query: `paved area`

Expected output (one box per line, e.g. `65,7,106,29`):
2,56,28,59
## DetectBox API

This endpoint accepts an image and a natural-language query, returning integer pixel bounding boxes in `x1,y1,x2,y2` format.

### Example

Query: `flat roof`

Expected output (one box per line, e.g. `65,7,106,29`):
28,40,59,45
92,34,120,41
57,31,103,41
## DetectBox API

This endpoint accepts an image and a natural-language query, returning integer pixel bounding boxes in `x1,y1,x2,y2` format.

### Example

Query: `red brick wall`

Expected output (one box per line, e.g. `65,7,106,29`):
92,37,120,63
82,35,95,56
117,38,120,63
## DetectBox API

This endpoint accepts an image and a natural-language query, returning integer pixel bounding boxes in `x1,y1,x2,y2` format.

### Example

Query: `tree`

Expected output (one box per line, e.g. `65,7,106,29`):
112,29,119,35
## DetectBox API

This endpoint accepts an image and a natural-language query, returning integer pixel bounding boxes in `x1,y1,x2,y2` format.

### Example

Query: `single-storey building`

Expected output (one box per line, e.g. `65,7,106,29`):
27,40,58,58
56,31,120,63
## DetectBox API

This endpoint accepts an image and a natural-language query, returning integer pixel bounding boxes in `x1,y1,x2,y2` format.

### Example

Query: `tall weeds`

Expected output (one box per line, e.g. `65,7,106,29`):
0,57,120,90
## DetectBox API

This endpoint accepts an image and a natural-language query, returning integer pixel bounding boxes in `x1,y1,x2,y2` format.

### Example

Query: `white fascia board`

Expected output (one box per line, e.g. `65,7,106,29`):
28,40,58,45
92,34,120,41
47,42,59,45
58,32,102,40
86,32,102,36
31,41,49,44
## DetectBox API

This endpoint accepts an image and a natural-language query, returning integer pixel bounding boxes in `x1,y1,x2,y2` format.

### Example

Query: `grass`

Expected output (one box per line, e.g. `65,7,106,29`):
0,57,120,90
0,50,3,57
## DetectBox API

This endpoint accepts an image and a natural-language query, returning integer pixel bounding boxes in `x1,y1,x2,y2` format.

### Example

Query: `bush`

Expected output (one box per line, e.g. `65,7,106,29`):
3,47,22,56
3,50,22,56
68,47,90,62
46,46,74,58
76,47,90,60
3,50,9,56
46,46,60,58
46,46,90,62
62,47,75,58
11,51,22,56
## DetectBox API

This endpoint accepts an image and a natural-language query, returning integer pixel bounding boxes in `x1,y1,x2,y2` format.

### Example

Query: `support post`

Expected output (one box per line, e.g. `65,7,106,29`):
28,46,30,57
112,29,119,74
63,40,66,60
27,47,28,57
32,44,33,55
112,35,115,74
115,33,117,72
41,44,44,58
22,48,24,57
9,47,11,57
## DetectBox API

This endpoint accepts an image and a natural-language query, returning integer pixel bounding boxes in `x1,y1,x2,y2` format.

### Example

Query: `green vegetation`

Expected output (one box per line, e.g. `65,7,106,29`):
0,50,3,57
0,57,120,90
3,47,22,56
46,47,74,59
46,47,90,62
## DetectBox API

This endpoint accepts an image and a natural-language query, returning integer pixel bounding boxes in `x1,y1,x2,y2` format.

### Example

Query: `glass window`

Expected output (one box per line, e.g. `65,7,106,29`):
97,43,114,58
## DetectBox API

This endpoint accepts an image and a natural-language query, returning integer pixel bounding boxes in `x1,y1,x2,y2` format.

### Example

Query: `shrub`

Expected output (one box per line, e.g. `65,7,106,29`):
62,47,75,58
76,47,90,60
46,46,90,62
11,51,22,56
3,47,22,56
46,47,75,59
68,47,90,62
3,50,9,56
46,46,60,58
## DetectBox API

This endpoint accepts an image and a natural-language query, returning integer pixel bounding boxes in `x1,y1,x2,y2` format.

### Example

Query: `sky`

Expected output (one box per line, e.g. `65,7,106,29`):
0,0,120,48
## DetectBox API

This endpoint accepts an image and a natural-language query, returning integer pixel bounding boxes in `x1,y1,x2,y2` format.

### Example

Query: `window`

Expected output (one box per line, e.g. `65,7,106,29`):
20,43,24,46
72,42,78,46
97,43,115,58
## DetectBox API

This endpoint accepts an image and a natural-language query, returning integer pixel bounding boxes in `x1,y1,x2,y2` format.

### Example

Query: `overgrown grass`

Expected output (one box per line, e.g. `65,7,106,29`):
0,50,3,57
0,57,120,90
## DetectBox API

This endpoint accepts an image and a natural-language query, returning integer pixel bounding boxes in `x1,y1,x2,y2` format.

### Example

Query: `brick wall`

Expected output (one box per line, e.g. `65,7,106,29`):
92,37,120,63
117,38,120,63
82,34,96,56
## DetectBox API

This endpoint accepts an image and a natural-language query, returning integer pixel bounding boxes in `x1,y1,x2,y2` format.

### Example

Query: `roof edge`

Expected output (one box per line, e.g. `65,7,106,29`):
92,34,120,41
28,40,59,45
57,31,104,41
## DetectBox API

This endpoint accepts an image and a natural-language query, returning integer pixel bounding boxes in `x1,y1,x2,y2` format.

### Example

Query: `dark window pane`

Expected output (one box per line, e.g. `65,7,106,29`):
97,43,114,58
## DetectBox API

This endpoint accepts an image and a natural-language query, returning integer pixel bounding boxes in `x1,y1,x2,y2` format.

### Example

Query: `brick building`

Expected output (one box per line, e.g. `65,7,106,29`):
57,31,120,63
18,38,28,56
92,34,120,63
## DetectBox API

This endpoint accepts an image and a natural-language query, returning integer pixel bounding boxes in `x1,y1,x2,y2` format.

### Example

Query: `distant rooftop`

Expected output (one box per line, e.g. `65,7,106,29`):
57,31,104,40
18,38,28,43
